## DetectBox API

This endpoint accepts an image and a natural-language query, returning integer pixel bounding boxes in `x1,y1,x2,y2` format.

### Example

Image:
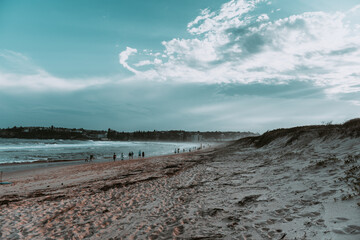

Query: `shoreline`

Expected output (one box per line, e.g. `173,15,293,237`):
0,146,217,175
0,139,220,173
0,146,219,204
0,141,224,174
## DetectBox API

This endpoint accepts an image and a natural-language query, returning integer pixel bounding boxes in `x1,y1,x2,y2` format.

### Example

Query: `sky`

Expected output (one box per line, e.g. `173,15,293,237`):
1,0,360,133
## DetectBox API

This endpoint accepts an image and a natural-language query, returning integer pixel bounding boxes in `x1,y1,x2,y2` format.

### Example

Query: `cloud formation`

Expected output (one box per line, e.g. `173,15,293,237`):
0,50,109,92
119,47,138,74
119,0,360,98
0,71,108,92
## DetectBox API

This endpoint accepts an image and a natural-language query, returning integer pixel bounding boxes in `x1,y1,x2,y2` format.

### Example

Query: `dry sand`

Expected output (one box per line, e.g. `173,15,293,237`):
1,129,360,239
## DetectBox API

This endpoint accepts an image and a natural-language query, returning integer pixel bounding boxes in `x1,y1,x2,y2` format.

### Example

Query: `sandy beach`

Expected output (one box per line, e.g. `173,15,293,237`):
1,123,360,239
3,0,360,238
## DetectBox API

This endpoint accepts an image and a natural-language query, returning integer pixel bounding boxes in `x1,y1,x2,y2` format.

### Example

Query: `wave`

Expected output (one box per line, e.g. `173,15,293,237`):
0,139,202,164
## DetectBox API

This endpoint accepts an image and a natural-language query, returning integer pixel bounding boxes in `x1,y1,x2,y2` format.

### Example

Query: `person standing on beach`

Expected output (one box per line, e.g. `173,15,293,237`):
142,151,145,158
121,152,124,160
113,153,116,161
139,150,141,158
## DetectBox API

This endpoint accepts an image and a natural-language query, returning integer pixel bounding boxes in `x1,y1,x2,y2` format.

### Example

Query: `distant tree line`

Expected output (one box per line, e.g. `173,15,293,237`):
0,126,256,142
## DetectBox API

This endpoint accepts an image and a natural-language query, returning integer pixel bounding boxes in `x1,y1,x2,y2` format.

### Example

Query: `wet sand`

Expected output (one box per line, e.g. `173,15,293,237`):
0,159,87,174
1,134,359,239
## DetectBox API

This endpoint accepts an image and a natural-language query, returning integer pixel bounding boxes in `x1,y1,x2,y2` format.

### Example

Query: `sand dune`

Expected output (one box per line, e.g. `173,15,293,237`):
1,120,360,239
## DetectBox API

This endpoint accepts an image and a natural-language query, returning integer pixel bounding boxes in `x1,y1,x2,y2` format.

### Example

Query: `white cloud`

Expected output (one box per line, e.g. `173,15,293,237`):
0,70,109,92
134,58,163,67
0,50,29,62
134,60,152,67
119,47,138,74
163,38,219,63
0,50,110,92
187,0,261,35
348,4,360,13
118,0,360,101
257,14,269,22
154,58,162,64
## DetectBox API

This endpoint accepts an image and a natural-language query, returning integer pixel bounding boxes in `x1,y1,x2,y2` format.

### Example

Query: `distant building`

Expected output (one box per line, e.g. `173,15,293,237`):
97,133,107,139
71,129,83,133
191,134,202,142
86,133,107,139
221,133,225,140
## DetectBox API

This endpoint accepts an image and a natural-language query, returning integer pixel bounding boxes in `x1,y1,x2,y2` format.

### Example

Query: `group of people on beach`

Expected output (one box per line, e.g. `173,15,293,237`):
85,151,145,163
174,145,205,154
112,151,144,161
84,154,94,162
86,144,209,163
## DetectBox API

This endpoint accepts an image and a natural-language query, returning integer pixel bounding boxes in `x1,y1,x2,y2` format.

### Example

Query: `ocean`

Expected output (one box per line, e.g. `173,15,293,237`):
0,138,202,165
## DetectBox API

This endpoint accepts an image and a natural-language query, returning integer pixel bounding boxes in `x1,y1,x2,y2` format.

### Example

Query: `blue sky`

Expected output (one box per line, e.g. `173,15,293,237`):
1,0,360,132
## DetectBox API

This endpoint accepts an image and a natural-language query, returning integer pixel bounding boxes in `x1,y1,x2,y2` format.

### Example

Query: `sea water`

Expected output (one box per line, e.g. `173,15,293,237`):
0,138,201,164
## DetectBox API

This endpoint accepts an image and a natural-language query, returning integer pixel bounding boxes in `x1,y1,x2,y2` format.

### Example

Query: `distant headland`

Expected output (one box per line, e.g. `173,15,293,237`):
0,126,257,142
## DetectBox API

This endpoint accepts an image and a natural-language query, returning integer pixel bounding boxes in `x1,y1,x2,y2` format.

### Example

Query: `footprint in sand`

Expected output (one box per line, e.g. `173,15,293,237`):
343,225,360,234
335,217,349,222
315,218,326,227
299,211,321,218
318,189,337,197
333,225,360,235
